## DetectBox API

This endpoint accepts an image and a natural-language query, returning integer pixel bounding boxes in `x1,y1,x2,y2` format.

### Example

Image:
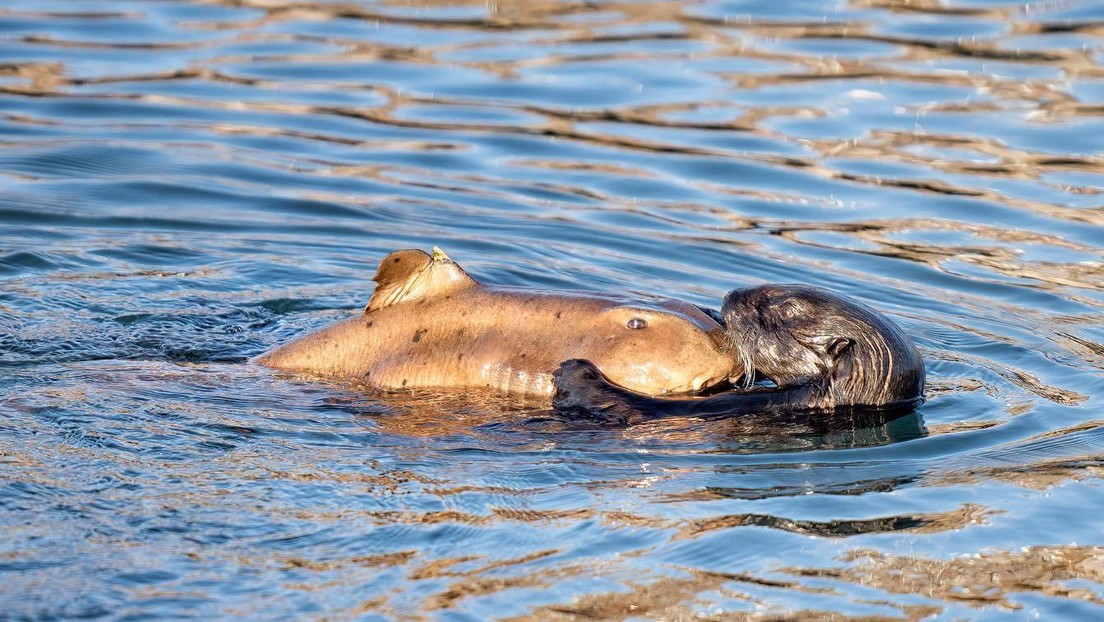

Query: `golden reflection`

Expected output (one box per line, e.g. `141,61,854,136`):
514,568,945,621
788,546,1104,610
938,452,1104,490
774,218,1104,293
675,503,991,540
332,384,548,438
854,0,1014,19
4,0,1101,246
198,0,582,30
810,130,1104,180
0,61,65,92
513,570,756,621
277,550,416,572
510,158,654,177
904,347,1081,408
422,555,586,612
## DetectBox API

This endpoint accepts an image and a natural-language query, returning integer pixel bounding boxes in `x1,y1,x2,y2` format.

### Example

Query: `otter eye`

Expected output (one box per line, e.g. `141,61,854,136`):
779,301,801,319
626,317,648,330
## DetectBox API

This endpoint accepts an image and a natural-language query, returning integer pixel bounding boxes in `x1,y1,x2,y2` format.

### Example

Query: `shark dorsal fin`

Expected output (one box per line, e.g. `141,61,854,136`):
366,247,477,312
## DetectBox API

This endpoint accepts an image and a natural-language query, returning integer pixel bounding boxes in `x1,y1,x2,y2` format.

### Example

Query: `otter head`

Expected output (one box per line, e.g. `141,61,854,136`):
721,285,924,409
582,299,743,396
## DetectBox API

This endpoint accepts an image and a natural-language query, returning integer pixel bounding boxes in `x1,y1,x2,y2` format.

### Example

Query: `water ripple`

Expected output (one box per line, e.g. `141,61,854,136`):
2,0,1104,618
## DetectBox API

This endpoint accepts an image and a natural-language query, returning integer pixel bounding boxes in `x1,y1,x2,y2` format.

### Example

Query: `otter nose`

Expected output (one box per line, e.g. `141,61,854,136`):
721,286,771,315
721,288,748,313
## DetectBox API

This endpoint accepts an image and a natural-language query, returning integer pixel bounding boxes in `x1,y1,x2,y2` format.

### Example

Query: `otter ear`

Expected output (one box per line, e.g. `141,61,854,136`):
827,337,853,359
367,247,476,312
811,335,853,359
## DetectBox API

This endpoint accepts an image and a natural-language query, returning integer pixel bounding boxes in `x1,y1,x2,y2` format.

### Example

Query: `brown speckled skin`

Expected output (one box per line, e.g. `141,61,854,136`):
255,250,741,398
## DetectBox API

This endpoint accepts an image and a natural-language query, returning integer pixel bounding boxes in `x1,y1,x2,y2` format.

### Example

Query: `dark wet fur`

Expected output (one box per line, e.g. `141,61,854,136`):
553,285,925,427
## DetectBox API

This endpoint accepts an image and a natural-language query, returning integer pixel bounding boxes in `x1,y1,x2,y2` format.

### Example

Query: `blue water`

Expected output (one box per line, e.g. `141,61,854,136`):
2,0,1104,618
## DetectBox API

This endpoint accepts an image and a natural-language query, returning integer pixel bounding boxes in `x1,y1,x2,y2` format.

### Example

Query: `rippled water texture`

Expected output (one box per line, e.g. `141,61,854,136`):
3,0,1104,619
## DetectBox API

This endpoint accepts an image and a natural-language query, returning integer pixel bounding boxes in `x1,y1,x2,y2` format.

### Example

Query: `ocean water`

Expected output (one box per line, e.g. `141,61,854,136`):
2,0,1104,619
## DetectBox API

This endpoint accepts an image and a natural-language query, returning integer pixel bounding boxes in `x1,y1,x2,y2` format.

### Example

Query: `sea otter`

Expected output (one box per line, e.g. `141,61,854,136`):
255,248,742,397
552,284,925,426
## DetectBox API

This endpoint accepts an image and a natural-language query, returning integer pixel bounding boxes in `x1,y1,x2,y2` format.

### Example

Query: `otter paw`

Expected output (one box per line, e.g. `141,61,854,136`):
552,359,632,426
551,359,605,411
552,358,603,385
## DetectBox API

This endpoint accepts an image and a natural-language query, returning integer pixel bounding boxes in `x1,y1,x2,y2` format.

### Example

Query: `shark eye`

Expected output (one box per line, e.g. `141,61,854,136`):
626,317,648,330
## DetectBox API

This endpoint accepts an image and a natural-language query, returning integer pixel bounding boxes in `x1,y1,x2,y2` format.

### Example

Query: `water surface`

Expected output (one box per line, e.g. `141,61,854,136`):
2,0,1104,619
